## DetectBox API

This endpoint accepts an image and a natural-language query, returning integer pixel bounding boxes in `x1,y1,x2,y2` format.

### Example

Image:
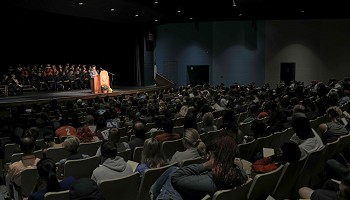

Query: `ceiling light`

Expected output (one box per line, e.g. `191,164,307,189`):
177,10,181,13
232,0,236,7
300,10,305,13
135,14,139,17
110,8,115,12
154,19,158,22
239,13,243,16
154,0,159,4
78,2,83,6
189,17,193,20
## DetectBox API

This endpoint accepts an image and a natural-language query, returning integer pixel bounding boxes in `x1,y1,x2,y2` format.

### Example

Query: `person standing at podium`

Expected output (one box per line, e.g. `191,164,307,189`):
89,65,98,78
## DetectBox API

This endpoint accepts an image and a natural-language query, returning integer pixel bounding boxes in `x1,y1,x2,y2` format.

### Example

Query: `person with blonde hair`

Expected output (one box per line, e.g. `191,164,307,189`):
318,106,348,144
170,128,206,164
136,138,168,176
200,112,217,134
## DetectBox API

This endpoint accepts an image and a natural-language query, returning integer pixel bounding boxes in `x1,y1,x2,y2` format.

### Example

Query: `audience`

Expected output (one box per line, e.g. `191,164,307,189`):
128,120,146,151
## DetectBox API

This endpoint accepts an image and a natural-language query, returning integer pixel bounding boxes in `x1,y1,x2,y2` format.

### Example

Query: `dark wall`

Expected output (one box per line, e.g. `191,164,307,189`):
2,7,144,86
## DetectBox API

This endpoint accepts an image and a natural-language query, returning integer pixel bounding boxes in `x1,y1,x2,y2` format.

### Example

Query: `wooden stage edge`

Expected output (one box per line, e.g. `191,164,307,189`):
0,84,172,109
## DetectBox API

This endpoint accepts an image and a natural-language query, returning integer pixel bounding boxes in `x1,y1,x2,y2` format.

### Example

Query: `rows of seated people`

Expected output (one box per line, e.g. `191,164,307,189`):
1,78,350,200
0,63,100,95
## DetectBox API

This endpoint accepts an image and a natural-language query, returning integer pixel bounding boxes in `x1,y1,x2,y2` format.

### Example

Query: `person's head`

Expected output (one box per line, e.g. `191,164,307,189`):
184,112,198,130
325,106,343,120
36,158,60,192
202,112,214,127
280,142,301,164
101,140,117,161
24,127,40,140
142,138,167,168
292,112,312,140
63,136,80,153
19,135,35,154
161,118,174,133
340,171,350,200
222,109,237,131
95,116,107,130
84,115,94,125
133,120,146,138
183,128,206,157
206,135,245,189
292,104,305,114
70,178,102,200
251,119,267,138
108,128,121,143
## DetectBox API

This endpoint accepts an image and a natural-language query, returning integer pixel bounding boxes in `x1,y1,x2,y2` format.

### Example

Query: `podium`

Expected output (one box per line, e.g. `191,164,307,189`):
90,70,110,94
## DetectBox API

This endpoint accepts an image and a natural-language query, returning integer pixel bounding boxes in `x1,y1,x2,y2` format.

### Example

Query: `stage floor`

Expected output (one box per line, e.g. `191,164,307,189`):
0,85,170,108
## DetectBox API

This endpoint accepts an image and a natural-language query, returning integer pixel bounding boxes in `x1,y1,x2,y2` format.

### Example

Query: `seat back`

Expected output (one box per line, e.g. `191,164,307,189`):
44,190,70,200
212,179,252,200
63,156,99,179
145,123,156,132
100,172,141,200
138,162,178,200
119,136,129,143
117,149,132,161
11,150,43,163
35,139,47,149
204,129,224,144
253,134,273,156
161,139,184,159
133,146,144,163
324,138,340,161
215,116,224,129
78,141,102,157
4,143,18,163
13,168,39,199
44,147,70,163
336,133,350,155
272,158,307,200
238,139,257,162
247,165,284,200
180,157,205,167
239,121,253,136
172,125,184,135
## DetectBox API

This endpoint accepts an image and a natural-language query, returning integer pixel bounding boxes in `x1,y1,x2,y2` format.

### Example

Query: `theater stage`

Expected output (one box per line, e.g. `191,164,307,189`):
0,84,171,109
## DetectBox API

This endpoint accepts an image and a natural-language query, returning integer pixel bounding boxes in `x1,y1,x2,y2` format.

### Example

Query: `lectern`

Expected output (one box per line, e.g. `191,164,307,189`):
90,70,110,94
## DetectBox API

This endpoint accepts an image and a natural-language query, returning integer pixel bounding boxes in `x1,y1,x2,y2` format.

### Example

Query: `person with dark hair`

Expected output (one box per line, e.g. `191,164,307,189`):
91,140,133,183
222,109,244,144
170,135,248,199
6,136,40,196
183,112,198,132
299,159,350,200
155,118,180,143
318,106,348,144
290,112,324,160
128,120,146,151
28,158,74,200
70,178,103,200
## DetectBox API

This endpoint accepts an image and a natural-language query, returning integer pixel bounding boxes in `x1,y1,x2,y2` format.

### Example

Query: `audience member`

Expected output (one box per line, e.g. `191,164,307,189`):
290,112,324,160
170,135,248,199
28,158,74,200
91,140,133,183
128,120,146,151
170,128,206,164
318,106,348,144
136,138,168,176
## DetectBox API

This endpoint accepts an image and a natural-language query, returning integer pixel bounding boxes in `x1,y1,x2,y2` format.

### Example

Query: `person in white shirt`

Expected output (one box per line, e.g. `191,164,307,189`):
290,112,324,160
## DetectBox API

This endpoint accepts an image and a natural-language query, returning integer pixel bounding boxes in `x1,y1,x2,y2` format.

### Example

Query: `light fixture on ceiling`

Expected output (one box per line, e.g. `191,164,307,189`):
78,2,83,6
177,7,181,13
135,14,139,17
300,10,305,13
239,13,243,17
154,0,159,4
154,19,158,22
189,17,193,20
110,8,115,12
232,0,236,7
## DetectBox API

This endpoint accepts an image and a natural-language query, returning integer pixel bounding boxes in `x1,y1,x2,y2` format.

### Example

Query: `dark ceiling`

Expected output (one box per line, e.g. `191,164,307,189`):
5,0,350,25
